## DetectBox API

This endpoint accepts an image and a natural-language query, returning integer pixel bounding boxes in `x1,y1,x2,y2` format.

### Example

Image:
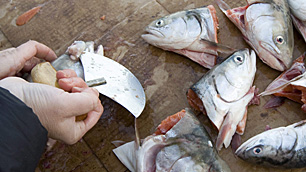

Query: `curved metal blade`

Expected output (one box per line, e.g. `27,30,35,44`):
80,52,146,118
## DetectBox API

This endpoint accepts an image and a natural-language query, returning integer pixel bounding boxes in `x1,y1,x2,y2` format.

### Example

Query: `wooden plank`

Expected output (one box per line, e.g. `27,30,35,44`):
1,0,306,171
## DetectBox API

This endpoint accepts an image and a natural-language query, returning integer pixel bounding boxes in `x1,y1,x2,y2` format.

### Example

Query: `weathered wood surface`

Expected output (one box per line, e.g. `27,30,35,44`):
1,0,306,171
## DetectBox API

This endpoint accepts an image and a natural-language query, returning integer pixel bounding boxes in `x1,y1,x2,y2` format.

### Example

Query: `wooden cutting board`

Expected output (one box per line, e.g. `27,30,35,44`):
0,0,305,171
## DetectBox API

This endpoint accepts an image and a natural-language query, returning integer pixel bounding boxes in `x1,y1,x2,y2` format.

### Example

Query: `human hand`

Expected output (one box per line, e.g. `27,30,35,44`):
0,69,103,144
0,40,57,79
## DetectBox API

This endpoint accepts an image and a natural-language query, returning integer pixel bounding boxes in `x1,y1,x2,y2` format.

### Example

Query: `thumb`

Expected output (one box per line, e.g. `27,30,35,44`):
74,104,103,137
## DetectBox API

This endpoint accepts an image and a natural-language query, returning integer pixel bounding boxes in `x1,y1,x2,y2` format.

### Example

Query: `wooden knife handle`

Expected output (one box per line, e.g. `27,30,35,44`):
31,62,87,121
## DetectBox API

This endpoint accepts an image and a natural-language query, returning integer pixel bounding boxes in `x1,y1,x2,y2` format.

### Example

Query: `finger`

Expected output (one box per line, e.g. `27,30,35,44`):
74,103,103,138
58,77,88,92
56,69,78,79
0,41,57,79
16,40,57,62
22,57,41,72
59,88,100,117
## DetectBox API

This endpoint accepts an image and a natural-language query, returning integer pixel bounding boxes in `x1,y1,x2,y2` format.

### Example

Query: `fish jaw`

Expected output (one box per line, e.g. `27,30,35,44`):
258,41,290,71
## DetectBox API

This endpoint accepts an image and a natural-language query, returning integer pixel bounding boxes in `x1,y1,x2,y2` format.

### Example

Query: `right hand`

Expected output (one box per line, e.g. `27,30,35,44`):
0,69,103,144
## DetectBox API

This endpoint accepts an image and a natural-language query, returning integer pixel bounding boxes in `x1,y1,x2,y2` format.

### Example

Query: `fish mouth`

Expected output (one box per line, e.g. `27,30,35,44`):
142,26,165,38
235,136,258,157
259,42,287,71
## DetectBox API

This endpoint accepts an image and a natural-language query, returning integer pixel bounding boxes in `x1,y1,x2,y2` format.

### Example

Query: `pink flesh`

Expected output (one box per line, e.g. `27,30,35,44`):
248,87,260,106
225,5,249,31
264,96,286,109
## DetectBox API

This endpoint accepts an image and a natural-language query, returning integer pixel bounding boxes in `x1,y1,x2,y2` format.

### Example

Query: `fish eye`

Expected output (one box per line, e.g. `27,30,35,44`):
234,56,243,64
253,147,262,155
276,36,284,44
156,19,164,27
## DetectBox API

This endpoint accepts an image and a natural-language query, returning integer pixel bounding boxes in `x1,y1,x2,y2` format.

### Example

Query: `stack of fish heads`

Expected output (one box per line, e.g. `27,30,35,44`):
187,49,257,150
113,108,232,172
216,0,294,71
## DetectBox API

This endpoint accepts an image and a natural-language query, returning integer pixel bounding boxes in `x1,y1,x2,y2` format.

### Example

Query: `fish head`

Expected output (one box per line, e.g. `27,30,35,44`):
235,127,297,167
247,4,294,71
215,49,256,101
142,10,203,50
257,22,293,71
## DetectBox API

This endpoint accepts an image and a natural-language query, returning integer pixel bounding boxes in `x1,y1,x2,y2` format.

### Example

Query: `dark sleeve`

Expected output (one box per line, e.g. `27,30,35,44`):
0,87,48,172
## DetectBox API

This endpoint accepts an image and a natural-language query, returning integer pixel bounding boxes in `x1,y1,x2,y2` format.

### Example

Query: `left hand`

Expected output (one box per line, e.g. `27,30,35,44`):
0,69,103,144
0,40,57,79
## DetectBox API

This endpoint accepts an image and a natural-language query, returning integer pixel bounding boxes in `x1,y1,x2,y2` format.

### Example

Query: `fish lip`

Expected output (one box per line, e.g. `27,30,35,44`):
143,26,165,38
259,42,286,71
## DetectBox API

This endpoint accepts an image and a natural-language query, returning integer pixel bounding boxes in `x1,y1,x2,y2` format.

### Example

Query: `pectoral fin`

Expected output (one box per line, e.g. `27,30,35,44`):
113,141,137,172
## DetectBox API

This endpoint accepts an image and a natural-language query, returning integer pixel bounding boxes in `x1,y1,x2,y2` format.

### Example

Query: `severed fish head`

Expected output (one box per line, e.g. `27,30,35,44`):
246,3,294,71
142,6,218,50
216,0,294,71
235,126,297,167
113,109,231,172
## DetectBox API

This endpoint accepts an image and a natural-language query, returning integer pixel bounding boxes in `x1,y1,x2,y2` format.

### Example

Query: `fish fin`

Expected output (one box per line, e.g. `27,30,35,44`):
113,141,137,172
236,110,247,135
215,0,247,33
199,39,235,54
216,86,255,150
259,73,306,96
231,133,241,153
216,112,236,150
171,49,216,69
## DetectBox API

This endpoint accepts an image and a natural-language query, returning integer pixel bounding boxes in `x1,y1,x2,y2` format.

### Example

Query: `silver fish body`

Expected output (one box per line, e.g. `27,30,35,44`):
51,41,105,79
142,6,221,69
216,0,294,71
236,120,306,168
113,108,231,172
187,49,256,150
